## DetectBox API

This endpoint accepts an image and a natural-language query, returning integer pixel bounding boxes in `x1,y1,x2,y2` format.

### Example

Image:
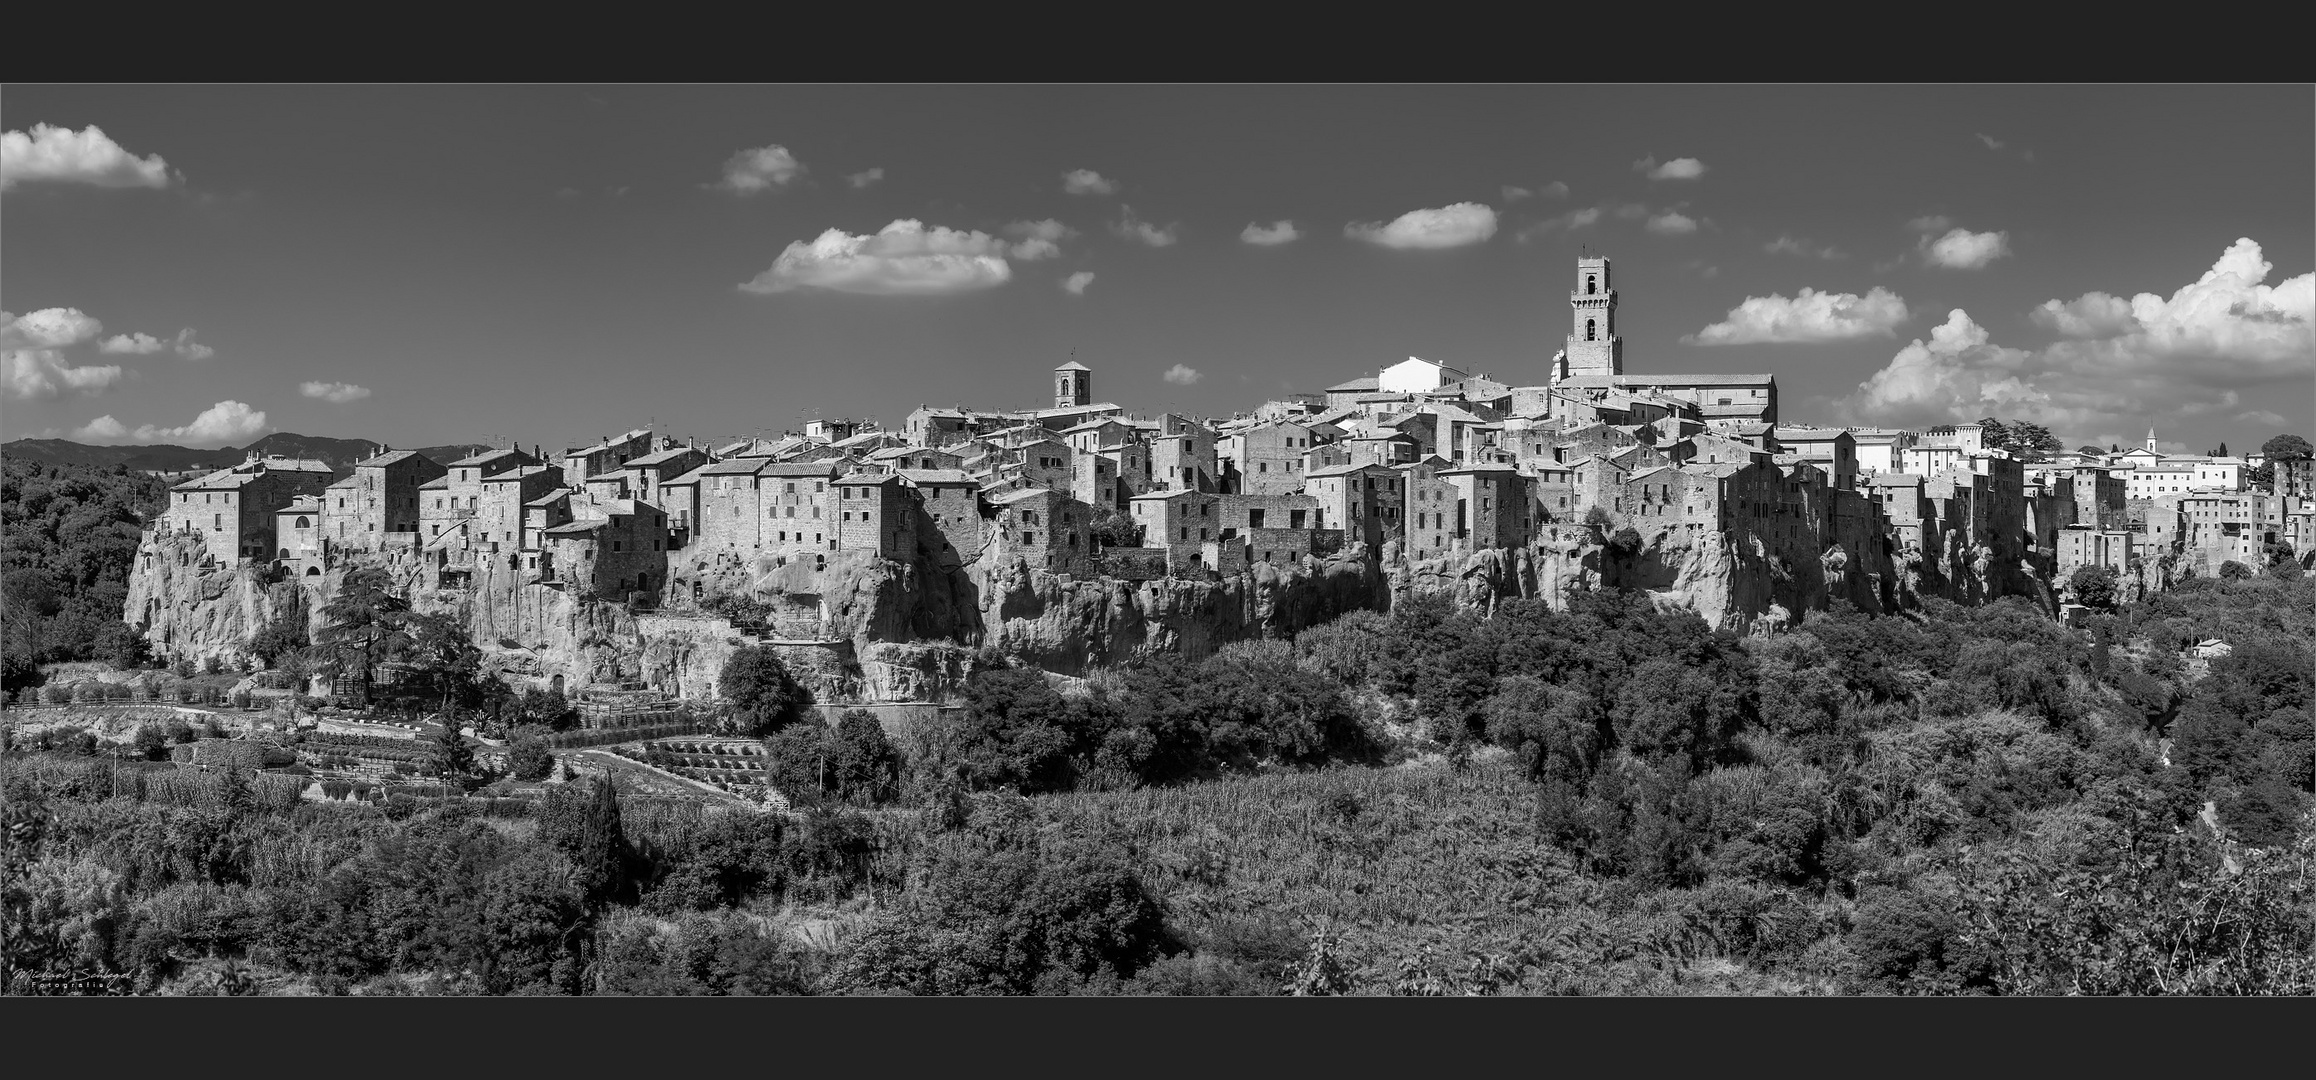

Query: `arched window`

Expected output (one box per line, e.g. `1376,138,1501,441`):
1586,275,1597,295
294,516,309,529
1586,319,1597,341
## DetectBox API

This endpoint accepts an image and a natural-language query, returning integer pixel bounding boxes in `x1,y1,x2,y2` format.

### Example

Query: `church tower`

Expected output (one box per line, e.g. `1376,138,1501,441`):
1562,256,1623,382
1055,360,1092,408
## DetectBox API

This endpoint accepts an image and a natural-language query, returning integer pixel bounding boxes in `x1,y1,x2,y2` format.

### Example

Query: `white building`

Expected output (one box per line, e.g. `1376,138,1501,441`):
1377,356,1472,394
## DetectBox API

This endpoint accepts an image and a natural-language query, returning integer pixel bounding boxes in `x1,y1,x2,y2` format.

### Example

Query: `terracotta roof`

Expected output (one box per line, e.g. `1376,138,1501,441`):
899,469,976,486
1326,377,1380,393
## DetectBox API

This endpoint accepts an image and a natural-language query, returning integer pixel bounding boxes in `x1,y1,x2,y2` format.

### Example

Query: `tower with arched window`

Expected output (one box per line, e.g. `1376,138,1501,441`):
1561,256,1622,382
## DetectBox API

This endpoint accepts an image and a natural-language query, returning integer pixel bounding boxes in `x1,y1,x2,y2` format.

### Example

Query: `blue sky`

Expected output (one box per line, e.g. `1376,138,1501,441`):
4,84,2310,455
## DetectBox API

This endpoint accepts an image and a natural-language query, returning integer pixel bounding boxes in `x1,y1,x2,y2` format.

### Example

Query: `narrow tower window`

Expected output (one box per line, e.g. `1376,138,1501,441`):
1586,275,1597,295
1586,319,1597,341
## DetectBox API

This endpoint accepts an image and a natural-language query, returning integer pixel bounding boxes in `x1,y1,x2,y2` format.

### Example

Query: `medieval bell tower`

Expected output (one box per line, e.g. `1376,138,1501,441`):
1563,256,1623,382
1055,359,1092,408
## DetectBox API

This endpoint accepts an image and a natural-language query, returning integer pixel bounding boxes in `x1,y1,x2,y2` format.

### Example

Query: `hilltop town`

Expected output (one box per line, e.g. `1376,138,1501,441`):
124,256,2316,703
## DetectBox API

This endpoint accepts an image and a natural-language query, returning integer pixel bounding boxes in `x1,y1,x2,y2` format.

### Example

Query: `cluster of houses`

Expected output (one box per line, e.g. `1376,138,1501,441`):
148,256,2315,612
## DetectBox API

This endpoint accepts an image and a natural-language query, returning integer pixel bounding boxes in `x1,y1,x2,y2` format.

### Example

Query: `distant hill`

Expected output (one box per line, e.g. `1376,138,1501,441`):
0,433,496,476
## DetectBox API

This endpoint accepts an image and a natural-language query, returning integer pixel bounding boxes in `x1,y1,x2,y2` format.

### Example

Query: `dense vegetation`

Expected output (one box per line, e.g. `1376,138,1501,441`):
1,460,168,692
7,568,2307,995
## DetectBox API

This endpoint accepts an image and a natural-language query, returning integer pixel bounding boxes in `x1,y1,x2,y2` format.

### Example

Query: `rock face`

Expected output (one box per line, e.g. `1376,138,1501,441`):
128,504,2041,703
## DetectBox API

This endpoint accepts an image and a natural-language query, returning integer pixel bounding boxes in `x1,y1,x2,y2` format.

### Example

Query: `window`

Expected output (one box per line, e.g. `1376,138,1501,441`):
1586,274,1597,295
1586,319,1597,341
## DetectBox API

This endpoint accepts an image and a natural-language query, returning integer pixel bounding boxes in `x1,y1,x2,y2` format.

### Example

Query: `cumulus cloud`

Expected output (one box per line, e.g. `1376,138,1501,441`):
2030,291,2135,337
1063,169,1118,196
100,332,165,354
301,380,371,403
1004,218,1076,261
715,144,803,193
1646,212,1699,235
739,219,1014,296
4,308,105,349
1,124,175,191
1,308,125,399
1346,202,1497,249
97,327,210,359
1922,227,2010,269
1163,364,1202,385
846,167,884,189
1240,220,1299,246
1685,287,1910,345
1635,156,1706,181
1765,235,1844,259
1063,272,1095,296
1837,238,2313,435
1111,206,1178,247
73,400,269,446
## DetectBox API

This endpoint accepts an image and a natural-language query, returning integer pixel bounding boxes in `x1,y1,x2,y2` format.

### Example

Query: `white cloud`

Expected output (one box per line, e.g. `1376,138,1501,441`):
846,167,884,189
301,380,371,403
1063,272,1095,296
81,400,270,446
172,329,214,361
1922,227,2010,269
1240,220,1299,246
1004,218,1076,261
1501,185,1532,202
2239,409,2288,427
1635,156,1706,181
1,308,124,399
1346,202,1497,249
2030,291,2134,338
2,349,124,399
1685,287,1910,345
97,326,210,359
1645,211,1698,235
1111,206,1178,247
1765,235,1844,259
1,124,174,191
1976,133,2004,150
71,416,129,440
715,144,803,194
3,307,105,349
1838,239,2313,435
1062,169,1118,196
100,332,166,354
739,219,1013,296
1163,364,1202,386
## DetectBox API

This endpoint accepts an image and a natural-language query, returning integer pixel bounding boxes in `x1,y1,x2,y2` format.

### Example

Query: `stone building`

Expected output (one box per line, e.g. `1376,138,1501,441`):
562,429,654,486
1054,359,1092,408
538,499,669,600
692,457,775,555
1439,464,1528,551
275,495,323,574
761,460,844,557
160,454,336,564
1073,453,1121,511
321,449,447,551
1398,462,1458,558
901,469,984,567
1772,426,1858,491
1304,462,1402,552
836,472,918,560
1220,419,1318,496
987,486,1096,571
1147,415,1220,493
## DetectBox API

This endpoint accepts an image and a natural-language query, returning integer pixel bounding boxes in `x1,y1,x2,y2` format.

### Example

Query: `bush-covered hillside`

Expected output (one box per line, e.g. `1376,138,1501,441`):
2,458,168,691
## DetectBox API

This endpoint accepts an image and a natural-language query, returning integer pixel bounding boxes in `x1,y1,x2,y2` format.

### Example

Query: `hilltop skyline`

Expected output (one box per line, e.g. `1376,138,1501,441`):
3,84,2311,455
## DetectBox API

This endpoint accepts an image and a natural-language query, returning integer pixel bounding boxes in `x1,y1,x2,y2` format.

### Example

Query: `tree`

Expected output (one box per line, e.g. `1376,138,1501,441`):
717,647,801,735
507,730,554,782
1980,417,2062,464
315,569,411,707
2219,560,2254,581
2069,564,2120,610
433,722,485,791
2260,434,2313,460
